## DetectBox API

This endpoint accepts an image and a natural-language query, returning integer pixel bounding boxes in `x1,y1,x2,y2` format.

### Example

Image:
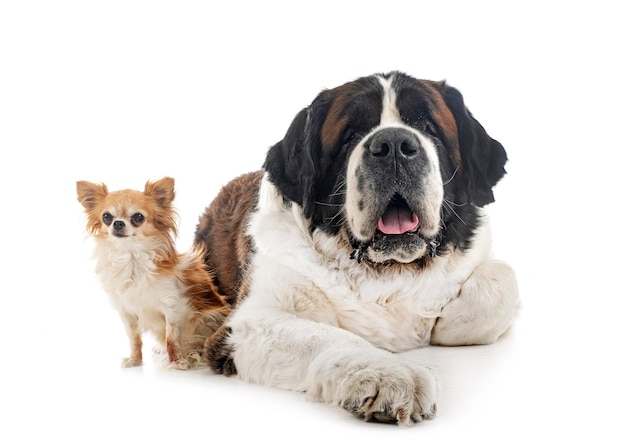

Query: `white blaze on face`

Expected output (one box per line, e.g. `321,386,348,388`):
345,74,444,244
379,75,401,126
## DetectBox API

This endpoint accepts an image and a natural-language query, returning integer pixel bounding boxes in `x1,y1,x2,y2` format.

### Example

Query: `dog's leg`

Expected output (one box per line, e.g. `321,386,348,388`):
430,259,520,346
215,309,439,426
120,313,143,368
165,320,190,370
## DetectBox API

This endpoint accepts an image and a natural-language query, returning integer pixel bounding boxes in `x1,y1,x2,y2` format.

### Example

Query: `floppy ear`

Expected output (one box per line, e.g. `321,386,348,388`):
263,94,330,219
442,85,508,207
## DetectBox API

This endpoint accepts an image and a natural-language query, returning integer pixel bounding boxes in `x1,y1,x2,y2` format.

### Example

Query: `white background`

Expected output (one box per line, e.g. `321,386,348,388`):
1,1,624,446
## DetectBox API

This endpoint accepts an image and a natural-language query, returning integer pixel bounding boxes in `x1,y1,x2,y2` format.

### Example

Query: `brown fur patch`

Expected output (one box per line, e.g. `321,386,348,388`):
194,170,263,306
195,171,264,374
424,81,461,166
180,246,229,312
321,83,356,149
166,337,180,363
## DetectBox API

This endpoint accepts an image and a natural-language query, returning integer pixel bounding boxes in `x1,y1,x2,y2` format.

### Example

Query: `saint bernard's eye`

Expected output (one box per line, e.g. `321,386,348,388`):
341,128,356,146
405,115,437,138
423,121,437,136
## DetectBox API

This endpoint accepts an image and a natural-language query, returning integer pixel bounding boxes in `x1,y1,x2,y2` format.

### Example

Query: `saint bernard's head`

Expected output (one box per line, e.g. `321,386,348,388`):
264,71,507,264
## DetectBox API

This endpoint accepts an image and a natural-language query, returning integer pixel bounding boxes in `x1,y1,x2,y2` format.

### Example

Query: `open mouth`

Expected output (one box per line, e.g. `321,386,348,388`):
349,193,434,263
376,193,419,235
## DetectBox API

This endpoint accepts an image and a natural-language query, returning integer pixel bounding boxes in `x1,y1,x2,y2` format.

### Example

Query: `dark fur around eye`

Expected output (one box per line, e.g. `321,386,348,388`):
102,212,113,226
400,113,437,137
131,213,145,226
341,128,356,146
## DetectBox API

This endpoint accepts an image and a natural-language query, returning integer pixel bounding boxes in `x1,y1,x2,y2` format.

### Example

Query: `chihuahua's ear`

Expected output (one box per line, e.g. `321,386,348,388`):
76,181,108,212
144,177,175,207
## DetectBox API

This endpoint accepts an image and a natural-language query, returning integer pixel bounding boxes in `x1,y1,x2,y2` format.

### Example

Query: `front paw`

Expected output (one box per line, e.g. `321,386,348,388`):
121,357,142,368
169,359,190,370
334,361,439,425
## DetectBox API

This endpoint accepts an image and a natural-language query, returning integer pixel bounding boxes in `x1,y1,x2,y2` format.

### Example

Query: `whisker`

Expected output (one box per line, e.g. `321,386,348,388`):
442,166,460,186
328,177,347,198
327,203,346,224
443,199,467,226
322,205,346,224
445,199,467,207
330,208,346,223
318,178,347,206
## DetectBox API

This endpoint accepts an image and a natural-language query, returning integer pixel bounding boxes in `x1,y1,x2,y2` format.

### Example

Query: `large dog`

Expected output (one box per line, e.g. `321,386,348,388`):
195,71,520,426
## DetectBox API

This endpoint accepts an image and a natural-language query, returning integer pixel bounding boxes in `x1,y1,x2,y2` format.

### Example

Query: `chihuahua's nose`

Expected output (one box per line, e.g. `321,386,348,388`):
113,221,125,231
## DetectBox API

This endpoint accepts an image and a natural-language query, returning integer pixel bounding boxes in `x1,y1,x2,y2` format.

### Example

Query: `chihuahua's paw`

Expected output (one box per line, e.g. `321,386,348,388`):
169,358,190,370
186,350,206,368
152,346,164,355
121,357,142,368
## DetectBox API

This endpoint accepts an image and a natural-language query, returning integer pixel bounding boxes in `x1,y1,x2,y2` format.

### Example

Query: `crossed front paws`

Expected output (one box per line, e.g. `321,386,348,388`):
310,354,439,426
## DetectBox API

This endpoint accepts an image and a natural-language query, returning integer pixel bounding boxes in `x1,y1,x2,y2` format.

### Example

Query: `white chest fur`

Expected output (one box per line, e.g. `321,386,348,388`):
241,179,492,352
93,241,189,337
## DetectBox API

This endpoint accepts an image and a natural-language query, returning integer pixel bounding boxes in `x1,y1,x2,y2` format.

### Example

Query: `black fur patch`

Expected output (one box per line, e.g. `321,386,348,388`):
205,325,237,376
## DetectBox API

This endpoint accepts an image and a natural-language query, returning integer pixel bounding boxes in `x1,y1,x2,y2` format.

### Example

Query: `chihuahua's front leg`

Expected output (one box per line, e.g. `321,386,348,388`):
120,312,143,368
166,320,189,370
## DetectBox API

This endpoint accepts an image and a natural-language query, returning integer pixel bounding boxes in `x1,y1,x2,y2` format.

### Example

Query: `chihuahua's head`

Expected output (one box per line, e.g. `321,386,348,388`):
76,177,178,246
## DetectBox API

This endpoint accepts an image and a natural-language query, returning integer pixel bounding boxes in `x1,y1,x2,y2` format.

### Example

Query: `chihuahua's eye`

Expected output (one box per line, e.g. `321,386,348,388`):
131,213,144,226
102,212,113,226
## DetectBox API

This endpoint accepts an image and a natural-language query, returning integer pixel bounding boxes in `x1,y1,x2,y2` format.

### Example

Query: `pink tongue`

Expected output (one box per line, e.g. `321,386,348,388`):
377,207,419,235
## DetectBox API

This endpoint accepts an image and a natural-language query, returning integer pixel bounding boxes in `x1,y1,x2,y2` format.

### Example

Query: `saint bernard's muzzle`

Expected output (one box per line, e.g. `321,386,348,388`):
346,125,443,263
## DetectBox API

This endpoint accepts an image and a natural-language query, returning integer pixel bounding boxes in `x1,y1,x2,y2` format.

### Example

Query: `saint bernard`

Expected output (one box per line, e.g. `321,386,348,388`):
194,71,520,425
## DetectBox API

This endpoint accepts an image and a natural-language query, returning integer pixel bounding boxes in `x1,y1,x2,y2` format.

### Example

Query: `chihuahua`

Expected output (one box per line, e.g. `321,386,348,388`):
76,177,229,369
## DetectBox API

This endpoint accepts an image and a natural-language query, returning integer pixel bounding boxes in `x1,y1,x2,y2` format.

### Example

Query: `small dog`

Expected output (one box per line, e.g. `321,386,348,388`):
76,177,229,369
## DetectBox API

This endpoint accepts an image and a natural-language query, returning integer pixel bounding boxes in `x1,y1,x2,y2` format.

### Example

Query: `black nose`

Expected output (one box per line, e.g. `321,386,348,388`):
113,220,125,231
367,128,420,159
